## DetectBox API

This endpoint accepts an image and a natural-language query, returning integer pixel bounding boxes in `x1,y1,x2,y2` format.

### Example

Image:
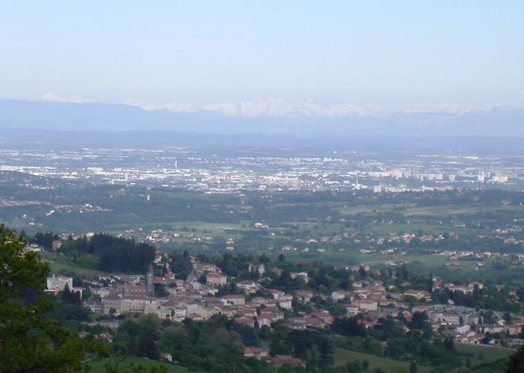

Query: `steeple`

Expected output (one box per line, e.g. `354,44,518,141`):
146,263,154,296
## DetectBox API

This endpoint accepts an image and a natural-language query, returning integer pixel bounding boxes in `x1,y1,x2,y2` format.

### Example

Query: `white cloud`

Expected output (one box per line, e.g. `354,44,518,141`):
39,92,91,104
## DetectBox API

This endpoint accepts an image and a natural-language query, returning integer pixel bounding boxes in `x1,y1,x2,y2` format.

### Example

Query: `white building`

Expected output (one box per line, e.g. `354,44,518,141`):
207,273,227,286
353,299,378,311
46,275,74,292
331,291,347,301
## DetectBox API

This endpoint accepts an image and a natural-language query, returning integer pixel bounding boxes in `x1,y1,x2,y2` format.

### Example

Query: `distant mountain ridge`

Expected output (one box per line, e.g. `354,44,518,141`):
0,99,523,137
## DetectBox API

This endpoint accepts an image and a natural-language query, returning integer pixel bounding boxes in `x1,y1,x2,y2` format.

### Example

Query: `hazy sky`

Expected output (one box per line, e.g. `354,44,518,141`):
0,1,522,107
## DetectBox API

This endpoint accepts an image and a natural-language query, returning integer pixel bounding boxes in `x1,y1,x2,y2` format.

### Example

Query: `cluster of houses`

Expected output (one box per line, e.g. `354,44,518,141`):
413,304,524,347
46,255,524,352
58,259,318,331
327,279,524,346
244,347,306,368
330,280,431,317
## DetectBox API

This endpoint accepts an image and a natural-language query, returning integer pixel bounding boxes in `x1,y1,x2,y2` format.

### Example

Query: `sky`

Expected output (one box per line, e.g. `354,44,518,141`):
0,1,523,111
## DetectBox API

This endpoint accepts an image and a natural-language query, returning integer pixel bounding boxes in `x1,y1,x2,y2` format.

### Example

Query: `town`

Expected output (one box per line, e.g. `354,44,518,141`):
0,144,522,194
41,241,524,370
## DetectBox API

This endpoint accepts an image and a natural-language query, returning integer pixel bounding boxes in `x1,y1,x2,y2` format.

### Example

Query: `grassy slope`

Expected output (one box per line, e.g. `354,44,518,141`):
89,357,205,373
455,343,512,371
334,348,431,373
41,252,105,278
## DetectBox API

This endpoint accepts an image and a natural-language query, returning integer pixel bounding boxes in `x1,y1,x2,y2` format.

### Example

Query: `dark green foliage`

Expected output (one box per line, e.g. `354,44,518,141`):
113,313,337,373
61,234,155,273
332,317,367,338
345,361,362,373
116,314,259,373
48,285,90,323
233,324,261,347
271,269,305,292
432,286,522,315
31,231,59,250
332,312,463,370
268,327,335,369
443,337,454,351
0,226,88,373
506,346,524,373
171,250,193,279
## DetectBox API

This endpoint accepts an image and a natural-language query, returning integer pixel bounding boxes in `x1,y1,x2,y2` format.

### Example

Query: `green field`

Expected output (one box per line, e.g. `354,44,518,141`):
89,357,205,373
334,348,431,373
41,252,106,278
455,343,513,371
337,203,524,218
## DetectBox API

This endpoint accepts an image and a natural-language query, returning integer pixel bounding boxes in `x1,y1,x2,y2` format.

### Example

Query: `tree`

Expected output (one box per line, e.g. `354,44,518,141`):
198,272,207,284
345,361,362,373
400,264,409,280
506,346,524,373
315,333,335,367
482,332,492,345
138,335,159,359
0,226,87,373
443,336,454,351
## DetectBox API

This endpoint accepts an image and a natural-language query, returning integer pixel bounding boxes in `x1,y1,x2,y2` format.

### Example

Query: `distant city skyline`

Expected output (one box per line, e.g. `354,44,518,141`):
1,1,523,109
